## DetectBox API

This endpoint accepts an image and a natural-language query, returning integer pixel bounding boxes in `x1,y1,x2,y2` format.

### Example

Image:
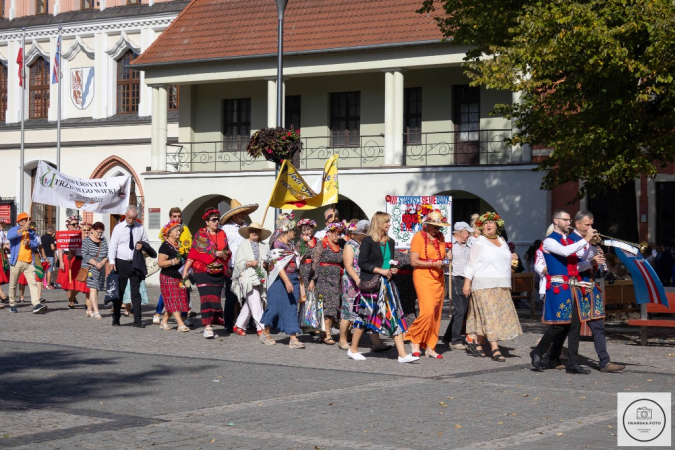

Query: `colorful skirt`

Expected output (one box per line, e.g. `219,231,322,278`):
352,279,407,337
194,271,225,327
56,257,90,293
160,274,189,314
0,252,9,285
261,272,301,336
466,287,522,342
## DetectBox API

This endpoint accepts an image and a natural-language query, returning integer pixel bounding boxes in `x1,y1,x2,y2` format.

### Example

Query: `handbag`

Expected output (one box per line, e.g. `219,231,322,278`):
104,272,120,305
359,275,381,293
77,241,101,283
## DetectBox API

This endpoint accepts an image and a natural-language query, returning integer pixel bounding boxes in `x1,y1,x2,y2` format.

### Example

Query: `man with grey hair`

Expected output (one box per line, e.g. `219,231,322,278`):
108,205,149,328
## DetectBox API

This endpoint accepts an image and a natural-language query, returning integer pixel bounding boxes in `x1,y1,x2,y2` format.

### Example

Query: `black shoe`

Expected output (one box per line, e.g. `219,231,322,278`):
530,350,544,372
112,317,121,326
565,364,591,375
32,304,48,314
132,323,146,328
549,357,565,370
39,298,47,304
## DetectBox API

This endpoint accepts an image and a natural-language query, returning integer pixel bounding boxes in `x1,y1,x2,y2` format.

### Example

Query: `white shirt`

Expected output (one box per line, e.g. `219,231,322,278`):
534,248,547,296
542,232,588,257
451,235,471,277
222,222,245,268
108,221,149,262
464,236,512,292
314,228,327,241
0,230,6,246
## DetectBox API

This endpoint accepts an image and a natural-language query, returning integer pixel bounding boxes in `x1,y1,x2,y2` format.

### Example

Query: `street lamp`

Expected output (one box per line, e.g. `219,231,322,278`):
274,0,288,223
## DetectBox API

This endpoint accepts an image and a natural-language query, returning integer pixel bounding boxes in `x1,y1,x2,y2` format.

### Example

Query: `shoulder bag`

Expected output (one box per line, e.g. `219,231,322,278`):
76,241,100,283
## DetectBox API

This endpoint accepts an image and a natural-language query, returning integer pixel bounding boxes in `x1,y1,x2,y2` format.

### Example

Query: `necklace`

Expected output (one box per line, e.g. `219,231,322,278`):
485,234,499,240
421,230,443,282
323,237,340,253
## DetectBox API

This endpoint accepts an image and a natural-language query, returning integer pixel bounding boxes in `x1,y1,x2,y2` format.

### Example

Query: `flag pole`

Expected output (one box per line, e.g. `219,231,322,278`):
56,26,62,231
19,27,26,214
261,159,286,227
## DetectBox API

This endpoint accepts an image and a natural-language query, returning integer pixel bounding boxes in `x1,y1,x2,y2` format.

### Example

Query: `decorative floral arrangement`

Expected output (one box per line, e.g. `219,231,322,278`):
346,222,357,232
201,208,220,220
179,278,192,290
254,265,267,285
474,212,505,230
297,218,317,228
276,212,297,232
389,260,400,267
246,126,302,164
325,221,346,233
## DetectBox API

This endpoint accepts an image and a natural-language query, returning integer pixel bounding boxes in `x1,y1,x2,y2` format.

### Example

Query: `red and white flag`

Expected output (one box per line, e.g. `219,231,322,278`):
16,47,24,88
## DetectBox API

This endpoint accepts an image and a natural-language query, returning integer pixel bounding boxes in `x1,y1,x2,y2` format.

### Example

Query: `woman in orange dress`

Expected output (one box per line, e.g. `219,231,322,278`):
406,210,451,359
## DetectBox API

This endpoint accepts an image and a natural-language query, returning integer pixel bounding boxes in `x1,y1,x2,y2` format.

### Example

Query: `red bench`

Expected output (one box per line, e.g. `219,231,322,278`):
627,293,675,345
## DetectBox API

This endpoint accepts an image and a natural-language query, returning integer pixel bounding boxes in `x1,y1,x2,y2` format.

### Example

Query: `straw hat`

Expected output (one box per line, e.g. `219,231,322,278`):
422,210,450,227
219,199,259,225
238,222,272,241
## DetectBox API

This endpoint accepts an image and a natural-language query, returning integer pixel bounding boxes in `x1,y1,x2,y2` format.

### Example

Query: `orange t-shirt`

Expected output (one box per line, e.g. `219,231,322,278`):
17,231,33,263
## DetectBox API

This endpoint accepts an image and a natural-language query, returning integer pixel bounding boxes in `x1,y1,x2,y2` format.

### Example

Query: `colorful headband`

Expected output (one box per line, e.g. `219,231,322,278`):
162,220,183,238
80,221,93,229
346,222,357,232
297,218,317,228
474,212,505,229
325,221,346,234
202,208,220,220
66,215,79,225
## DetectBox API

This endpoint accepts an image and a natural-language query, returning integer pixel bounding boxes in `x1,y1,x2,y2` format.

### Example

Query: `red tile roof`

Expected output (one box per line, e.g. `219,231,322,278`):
133,0,443,67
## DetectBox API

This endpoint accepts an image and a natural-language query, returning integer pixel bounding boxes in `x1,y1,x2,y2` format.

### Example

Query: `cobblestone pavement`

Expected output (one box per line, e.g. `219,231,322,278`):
1,286,673,449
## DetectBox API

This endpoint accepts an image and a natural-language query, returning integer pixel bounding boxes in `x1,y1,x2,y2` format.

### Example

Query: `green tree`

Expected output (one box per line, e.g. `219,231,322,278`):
420,0,675,197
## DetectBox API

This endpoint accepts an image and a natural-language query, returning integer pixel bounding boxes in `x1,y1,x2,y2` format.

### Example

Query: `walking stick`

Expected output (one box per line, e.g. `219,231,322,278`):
447,261,452,318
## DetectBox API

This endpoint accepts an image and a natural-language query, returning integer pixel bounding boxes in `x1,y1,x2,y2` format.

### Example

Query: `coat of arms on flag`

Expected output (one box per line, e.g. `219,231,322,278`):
70,68,95,110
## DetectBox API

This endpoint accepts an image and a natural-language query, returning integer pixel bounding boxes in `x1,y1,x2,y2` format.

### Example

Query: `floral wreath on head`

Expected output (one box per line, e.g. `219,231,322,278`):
345,222,357,233
297,218,317,229
201,208,220,220
276,213,297,232
66,215,79,226
474,212,505,230
80,221,93,229
325,221,346,234
162,220,183,239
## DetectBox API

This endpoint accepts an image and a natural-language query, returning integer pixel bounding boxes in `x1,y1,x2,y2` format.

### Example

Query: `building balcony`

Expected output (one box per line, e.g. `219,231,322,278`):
165,129,530,173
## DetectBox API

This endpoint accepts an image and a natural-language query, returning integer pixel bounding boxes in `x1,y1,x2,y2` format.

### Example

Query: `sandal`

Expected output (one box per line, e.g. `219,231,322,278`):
321,334,336,345
68,303,75,310
159,322,172,331
177,325,190,332
338,342,350,350
86,310,93,317
91,312,102,319
466,342,486,358
491,350,506,362
289,339,306,349
259,333,276,345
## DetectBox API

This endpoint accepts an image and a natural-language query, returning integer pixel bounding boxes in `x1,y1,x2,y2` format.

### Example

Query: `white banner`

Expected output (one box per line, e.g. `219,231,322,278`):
32,161,131,214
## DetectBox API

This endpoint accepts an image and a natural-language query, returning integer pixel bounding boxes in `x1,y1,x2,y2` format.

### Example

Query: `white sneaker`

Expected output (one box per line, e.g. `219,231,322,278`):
152,314,161,324
347,349,366,361
398,354,420,363
203,328,215,339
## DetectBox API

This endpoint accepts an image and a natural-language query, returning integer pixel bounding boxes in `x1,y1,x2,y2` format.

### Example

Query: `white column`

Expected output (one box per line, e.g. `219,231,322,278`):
93,31,108,119
53,0,60,15
150,86,159,170
9,0,16,19
267,78,277,128
383,71,394,165
158,85,168,171
139,28,156,117
392,70,404,165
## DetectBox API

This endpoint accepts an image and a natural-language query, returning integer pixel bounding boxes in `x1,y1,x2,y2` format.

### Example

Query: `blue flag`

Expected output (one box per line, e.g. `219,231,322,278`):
614,248,669,308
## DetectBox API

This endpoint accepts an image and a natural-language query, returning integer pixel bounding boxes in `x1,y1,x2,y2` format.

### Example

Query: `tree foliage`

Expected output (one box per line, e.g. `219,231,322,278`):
419,0,675,197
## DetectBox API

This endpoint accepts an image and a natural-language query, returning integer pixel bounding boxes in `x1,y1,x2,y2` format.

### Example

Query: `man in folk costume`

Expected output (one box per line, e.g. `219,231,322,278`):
530,209,597,374
548,210,625,373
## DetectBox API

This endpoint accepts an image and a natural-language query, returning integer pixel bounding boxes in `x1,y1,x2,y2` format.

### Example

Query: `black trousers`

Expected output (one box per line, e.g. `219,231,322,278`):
534,298,581,366
550,318,610,368
115,259,142,325
443,276,469,344
223,276,236,328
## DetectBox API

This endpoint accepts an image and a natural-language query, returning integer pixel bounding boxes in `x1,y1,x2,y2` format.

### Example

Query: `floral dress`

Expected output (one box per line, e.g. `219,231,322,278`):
311,239,344,320
297,236,317,287
341,239,361,321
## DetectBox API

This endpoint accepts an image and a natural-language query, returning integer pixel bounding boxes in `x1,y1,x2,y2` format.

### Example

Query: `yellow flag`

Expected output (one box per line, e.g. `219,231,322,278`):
268,155,339,210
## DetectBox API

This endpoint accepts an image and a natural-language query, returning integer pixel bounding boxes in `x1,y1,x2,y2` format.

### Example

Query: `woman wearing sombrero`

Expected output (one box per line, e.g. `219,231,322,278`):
407,210,451,359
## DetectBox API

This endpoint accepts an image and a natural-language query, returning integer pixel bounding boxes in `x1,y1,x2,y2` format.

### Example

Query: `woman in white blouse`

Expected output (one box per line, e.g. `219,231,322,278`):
462,212,522,362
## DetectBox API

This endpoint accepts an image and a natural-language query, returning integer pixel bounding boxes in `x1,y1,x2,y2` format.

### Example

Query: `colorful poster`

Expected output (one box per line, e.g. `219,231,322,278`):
56,231,82,250
385,195,452,248
32,161,131,214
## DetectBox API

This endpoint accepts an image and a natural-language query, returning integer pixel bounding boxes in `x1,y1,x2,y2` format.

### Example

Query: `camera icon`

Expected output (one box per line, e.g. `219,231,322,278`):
636,407,652,420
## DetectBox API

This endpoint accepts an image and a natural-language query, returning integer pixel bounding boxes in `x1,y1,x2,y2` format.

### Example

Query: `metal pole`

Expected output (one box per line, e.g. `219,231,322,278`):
19,27,26,214
274,0,288,225
56,26,62,231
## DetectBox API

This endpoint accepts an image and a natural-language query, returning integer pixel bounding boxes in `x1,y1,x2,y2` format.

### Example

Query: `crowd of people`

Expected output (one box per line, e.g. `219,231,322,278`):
0,200,643,372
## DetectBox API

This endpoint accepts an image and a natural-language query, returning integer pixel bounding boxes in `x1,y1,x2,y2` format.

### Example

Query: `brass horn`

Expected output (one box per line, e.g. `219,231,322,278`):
594,233,649,254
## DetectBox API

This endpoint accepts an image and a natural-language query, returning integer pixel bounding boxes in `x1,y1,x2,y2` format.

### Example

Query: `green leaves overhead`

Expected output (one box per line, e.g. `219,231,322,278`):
419,0,675,197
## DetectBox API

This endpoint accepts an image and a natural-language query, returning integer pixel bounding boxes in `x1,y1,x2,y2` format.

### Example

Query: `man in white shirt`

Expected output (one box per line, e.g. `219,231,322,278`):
441,221,473,349
108,205,149,328
313,208,339,241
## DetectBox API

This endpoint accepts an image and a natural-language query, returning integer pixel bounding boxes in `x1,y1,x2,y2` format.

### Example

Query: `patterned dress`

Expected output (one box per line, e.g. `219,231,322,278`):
311,239,344,320
82,237,109,290
297,236,317,287
341,239,361,321
393,250,417,328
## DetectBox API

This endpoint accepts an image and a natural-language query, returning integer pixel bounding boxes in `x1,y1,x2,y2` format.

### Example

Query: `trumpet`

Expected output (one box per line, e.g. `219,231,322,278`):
591,233,649,254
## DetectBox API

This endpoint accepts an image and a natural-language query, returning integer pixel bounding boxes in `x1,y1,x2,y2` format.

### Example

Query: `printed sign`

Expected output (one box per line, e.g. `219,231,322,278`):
148,208,161,229
0,204,11,223
32,161,131,214
70,68,95,110
56,230,82,250
385,195,452,248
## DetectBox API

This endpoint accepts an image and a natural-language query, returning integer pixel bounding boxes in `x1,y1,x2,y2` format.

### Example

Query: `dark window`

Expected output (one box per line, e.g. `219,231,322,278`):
656,182,675,247
452,198,480,225
29,58,50,119
81,0,95,9
404,87,422,144
0,63,7,122
285,95,301,131
223,98,251,151
36,0,47,14
336,197,367,221
116,50,140,114
168,85,179,111
330,91,360,146
454,85,480,142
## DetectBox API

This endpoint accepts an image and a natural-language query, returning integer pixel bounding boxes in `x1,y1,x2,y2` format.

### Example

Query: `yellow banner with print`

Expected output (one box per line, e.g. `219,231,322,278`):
268,155,339,210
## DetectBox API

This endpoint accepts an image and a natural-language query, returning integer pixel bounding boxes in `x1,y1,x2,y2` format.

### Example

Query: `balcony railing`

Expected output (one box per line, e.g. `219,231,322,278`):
165,129,529,173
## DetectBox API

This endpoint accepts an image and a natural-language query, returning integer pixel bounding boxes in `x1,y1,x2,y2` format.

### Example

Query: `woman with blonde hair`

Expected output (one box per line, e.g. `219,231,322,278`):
350,212,417,363
463,212,522,362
